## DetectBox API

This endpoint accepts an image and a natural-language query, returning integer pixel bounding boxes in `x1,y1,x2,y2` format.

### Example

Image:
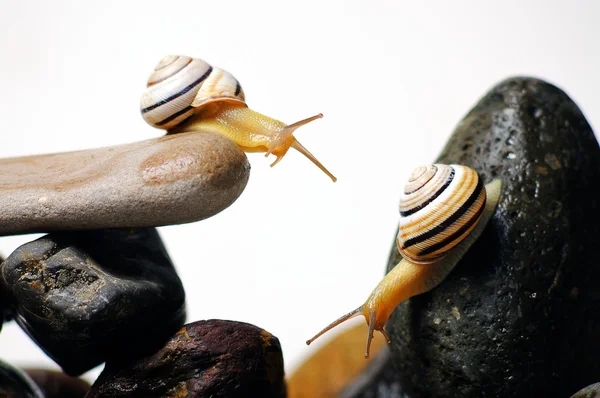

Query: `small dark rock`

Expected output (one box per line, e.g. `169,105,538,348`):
0,359,43,398
24,368,90,398
0,228,186,376
87,319,286,398
571,382,600,398
347,77,600,397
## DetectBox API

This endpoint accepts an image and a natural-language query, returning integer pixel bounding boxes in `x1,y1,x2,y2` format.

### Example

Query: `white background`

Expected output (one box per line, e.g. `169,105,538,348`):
0,0,598,384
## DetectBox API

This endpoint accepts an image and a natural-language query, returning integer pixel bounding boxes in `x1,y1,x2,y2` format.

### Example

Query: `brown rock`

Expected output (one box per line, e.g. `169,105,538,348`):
0,132,250,235
24,369,90,398
86,320,286,398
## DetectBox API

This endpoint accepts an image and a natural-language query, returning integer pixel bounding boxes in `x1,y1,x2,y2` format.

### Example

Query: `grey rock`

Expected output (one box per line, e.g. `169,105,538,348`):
86,320,286,398
0,359,44,398
347,77,600,397
0,228,186,376
0,132,250,236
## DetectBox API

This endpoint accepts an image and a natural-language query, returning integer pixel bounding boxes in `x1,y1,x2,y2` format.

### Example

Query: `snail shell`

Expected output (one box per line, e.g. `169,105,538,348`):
397,164,486,264
140,55,246,130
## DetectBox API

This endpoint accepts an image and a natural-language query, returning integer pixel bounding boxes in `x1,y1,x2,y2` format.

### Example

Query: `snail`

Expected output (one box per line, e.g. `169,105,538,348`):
140,55,336,182
306,164,502,357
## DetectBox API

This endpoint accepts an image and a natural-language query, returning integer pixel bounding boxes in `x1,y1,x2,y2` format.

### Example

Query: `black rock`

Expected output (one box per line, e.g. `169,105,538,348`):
347,77,600,397
0,228,186,376
87,320,286,398
0,359,43,398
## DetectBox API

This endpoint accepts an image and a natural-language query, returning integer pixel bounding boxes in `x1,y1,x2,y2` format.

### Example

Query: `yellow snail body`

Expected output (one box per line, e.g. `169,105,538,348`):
306,164,502,357
140,55,336,182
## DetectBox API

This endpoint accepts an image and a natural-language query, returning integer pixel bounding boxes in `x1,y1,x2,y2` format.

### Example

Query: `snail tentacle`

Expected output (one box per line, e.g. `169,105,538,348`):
306,307,362,347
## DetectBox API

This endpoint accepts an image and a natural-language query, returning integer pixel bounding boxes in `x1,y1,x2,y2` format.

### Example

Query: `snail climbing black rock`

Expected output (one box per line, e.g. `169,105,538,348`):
307,164,502,357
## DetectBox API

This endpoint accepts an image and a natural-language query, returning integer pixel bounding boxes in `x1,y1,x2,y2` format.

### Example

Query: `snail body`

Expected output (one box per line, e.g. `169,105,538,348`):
140,55,336,182
306,164,502,357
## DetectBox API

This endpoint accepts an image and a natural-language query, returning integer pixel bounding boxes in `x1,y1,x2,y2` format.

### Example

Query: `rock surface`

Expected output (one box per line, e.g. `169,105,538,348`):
0,359,44,398
0,132,250,235
571,383,600,398
0,228,186,376
25,368,90,398
87,320,286,398
347,77,600,397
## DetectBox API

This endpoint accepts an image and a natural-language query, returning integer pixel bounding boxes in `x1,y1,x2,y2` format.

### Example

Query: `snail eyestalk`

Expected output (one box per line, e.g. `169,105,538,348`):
306,305,392,359
266,113,338,182
306,307,362,347
265,113,323,158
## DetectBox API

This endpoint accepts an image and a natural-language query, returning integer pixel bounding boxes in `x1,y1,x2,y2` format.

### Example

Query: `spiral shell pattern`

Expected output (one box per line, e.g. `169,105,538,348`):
140,55,246,130
396,164,486,264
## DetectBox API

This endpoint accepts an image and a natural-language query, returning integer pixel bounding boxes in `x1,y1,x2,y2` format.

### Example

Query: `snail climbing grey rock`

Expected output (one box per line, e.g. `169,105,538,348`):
140,55,337,182
307,164,502,357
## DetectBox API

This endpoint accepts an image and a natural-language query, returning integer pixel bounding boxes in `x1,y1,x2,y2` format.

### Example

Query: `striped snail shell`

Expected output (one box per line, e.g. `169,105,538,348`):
397,164,486,264
140,55,246,130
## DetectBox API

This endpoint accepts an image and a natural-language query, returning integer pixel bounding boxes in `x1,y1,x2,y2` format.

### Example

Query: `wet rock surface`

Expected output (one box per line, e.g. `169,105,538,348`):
347,77,600,397
0,131,250,236
24,368,90,398
0,359,43,398
87,319,286,398
0,228,186,376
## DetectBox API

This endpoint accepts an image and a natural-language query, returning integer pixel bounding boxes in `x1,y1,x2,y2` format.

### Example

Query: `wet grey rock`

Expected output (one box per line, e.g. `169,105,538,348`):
0,359,43,398
347,77,600,397
0,132,250,236
87,320,286,398
0,228,186,376
571,383,600,398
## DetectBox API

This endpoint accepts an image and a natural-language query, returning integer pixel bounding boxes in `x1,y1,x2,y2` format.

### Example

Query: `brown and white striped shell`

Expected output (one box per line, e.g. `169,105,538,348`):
396,164,486,264
140,55,246,130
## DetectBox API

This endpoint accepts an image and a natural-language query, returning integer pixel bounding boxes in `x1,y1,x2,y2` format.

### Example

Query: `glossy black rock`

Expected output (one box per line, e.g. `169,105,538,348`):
87,320,286,398
0,228,185,376
348,77,600,397
0,359,43,398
